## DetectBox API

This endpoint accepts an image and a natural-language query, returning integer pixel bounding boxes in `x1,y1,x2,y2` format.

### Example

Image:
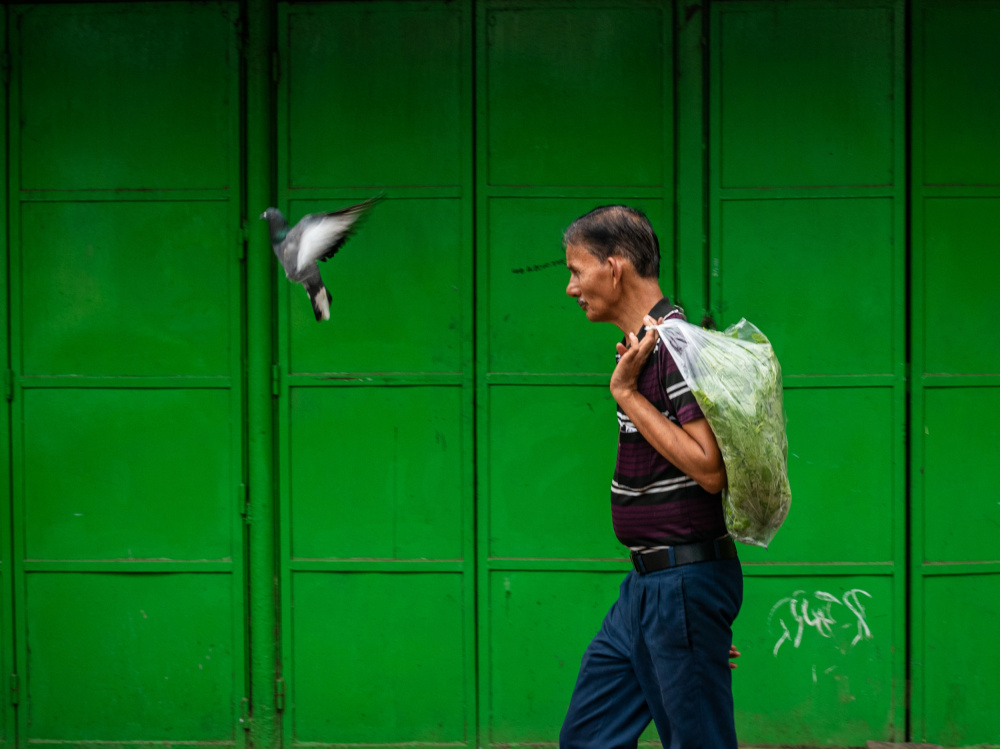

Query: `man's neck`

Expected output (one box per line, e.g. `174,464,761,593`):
611,281,666,337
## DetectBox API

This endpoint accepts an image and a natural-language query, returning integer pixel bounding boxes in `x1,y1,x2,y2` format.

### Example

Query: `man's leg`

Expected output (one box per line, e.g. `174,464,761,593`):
638,559,744,749
560,575,652,749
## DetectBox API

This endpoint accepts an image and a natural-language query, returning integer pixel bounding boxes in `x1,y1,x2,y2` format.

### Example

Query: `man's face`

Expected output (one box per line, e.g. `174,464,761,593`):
565,242,616,323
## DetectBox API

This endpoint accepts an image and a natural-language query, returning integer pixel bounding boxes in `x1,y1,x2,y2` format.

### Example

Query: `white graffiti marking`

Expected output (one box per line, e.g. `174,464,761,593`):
840,588,873,646
769,589,873,656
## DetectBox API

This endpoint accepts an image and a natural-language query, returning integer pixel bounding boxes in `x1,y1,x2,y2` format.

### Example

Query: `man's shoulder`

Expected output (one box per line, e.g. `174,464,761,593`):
663,305,686,322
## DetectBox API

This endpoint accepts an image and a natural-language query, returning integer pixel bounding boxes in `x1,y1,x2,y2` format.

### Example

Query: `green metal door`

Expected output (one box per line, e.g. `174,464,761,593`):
273,2,476,746
5,2,1000,747
709,1,907,742
910,1,1000,744
8,4,248,746
475,2,677,745
0,9,14,747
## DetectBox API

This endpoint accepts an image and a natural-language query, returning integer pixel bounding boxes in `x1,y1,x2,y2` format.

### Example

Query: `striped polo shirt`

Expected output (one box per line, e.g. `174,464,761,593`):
611,298,727,548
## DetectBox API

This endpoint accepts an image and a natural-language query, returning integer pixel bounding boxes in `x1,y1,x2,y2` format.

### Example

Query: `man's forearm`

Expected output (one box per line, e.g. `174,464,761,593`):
615,390,726,494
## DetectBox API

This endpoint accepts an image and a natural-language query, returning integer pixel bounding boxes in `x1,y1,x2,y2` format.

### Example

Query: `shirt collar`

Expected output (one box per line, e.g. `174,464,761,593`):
629,297,675,344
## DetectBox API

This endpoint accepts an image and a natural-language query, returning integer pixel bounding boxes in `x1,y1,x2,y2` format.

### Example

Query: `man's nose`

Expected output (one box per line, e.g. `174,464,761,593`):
566,278,578,297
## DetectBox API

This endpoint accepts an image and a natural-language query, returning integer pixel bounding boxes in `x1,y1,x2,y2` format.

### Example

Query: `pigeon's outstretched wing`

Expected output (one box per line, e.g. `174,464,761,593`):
293,196,383,273
261,195,383,322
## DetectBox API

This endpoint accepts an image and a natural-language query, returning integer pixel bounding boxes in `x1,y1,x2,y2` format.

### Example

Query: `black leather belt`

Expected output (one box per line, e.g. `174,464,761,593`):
630,537,738,575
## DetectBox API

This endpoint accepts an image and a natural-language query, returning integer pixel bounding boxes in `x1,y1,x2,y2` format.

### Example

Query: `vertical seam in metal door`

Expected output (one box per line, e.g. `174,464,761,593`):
903,0,914,739
469,4,480,748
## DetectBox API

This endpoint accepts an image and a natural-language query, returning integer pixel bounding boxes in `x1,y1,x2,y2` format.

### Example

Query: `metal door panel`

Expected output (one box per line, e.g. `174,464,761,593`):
25,573,236,739
487,571,625,744
485,3,669,187
276,3,475,746
10,4,247,746
920,5,1000,187
22,388,232,561
488,386,620,560
286,5,465,189
710,2,907,741
718,197,896,377
922,198,1000,375
18,4,234,192
0,8,13,745
486,197,670,375
733,574,896,743
285,198,465,375
737,388,896,566
288,386,464,560
920,574,1000,744
476,3,674,744
291,572,467,744
20,202,233,377
911,3,1000,743
717,5,896,189
922,388,1000,563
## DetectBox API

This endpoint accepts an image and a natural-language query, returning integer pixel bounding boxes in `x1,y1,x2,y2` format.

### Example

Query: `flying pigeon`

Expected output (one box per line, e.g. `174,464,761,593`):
261,196,383,321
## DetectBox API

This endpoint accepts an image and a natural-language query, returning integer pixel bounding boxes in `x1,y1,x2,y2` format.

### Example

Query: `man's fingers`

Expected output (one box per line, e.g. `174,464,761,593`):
728,644,740,669
634,330,657,360
640,318,659,345
615,324,657,372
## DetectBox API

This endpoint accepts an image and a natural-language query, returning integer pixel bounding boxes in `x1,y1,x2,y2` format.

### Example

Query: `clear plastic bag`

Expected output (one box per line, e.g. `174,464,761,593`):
653,317,791,548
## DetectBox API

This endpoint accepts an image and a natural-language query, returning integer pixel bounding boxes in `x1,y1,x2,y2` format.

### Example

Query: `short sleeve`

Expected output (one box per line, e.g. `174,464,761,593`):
658,342,704,425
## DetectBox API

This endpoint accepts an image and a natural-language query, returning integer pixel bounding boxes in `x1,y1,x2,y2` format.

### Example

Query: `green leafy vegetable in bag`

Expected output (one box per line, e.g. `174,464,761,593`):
654,317,791,548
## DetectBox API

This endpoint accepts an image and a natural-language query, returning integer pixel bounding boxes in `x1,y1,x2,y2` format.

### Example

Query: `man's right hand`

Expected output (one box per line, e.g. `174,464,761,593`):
729,644,741,670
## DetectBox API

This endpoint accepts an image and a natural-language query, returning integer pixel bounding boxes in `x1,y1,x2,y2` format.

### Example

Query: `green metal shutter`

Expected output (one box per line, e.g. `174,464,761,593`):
910,1,1000,744
274,2,476,746
0,9,13,748
9,4,248,746
709,1,907,742
5,2,999,746
475,2,675,745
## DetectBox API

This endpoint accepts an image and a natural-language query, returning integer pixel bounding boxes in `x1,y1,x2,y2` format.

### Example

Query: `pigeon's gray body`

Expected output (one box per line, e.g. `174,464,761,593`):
261,196,382,321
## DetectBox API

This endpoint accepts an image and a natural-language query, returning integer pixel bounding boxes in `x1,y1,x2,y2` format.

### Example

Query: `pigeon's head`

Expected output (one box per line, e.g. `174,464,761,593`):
260,207,290,240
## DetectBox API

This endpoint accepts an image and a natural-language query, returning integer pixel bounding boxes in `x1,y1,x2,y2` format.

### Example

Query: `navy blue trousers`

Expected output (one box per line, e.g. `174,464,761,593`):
559,558,743,749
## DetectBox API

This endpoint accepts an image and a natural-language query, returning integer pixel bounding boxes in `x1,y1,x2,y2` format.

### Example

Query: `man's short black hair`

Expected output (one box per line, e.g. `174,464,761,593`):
563,205,660,279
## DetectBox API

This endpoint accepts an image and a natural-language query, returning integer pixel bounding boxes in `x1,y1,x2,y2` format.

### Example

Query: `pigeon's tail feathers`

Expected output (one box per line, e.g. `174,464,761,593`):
304,279,331,322
294,195,385,272
312,286,331,322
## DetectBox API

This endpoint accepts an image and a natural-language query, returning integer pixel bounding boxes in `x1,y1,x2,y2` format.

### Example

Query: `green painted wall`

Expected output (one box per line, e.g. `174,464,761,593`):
0,1,997,748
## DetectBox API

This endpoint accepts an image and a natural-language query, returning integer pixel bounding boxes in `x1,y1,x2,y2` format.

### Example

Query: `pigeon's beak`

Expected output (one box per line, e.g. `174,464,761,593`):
259,211,267,220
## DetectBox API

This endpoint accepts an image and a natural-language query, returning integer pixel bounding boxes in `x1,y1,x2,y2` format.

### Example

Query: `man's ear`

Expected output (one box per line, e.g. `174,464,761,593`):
608,255,626,287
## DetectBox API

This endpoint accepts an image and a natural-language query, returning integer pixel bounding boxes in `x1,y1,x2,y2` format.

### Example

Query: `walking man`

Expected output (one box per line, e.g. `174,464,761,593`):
559,205,743,749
